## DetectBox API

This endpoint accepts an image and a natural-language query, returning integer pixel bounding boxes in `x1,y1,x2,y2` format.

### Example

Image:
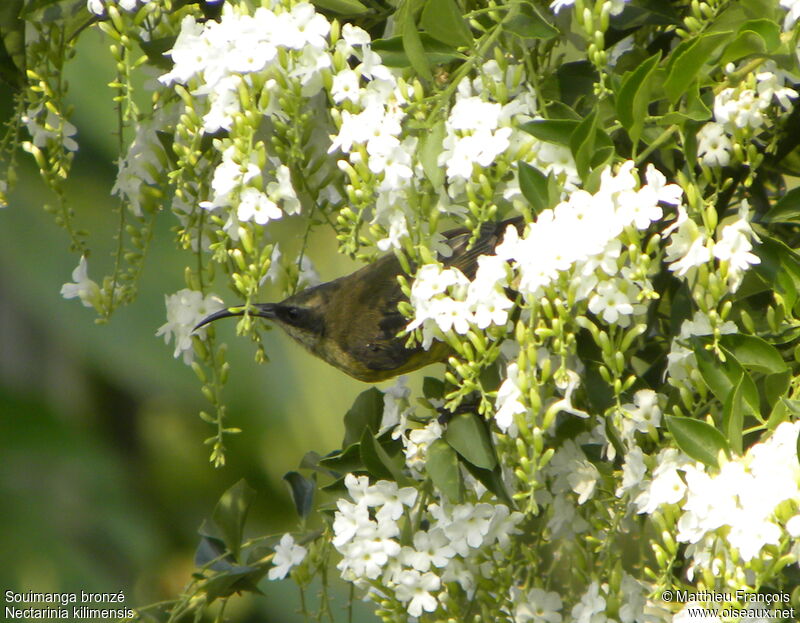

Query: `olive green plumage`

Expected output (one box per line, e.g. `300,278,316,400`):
196,217,523,382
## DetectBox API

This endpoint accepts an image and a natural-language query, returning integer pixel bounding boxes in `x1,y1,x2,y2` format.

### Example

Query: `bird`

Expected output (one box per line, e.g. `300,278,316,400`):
194,217,524,382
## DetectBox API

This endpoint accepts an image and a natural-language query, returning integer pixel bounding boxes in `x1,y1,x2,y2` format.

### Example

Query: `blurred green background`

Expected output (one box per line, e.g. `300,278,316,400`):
0,27,413,623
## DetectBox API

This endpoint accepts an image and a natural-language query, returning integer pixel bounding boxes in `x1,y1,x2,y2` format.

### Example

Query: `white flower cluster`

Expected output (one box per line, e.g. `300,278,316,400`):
631,422,800,574
698,62,797,167
664,199,760,293
112,107,177,217
408,161,682,351
326,26,417,251
155,288,224,363
332,474,523,618
442,61,581,207
159,2,337,230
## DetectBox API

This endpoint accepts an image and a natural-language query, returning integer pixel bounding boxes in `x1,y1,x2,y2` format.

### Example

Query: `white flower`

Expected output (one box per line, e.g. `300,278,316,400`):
331,69,361,103
713,200,760,291
156,289,224,364
495,362,526,433
22,104,78,152
237,188,282,224
60,256,100,309
571,582,607,623
332,499,371,547
697,122,732,167
394,570,440,617
267,533,307,580
587,279,635,326
781,0,800,29
511,586,563,623
401,528,455,571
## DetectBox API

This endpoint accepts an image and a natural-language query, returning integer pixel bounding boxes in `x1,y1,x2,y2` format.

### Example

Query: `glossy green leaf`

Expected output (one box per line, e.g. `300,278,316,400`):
318,443,363,474
719,334,788,374
400,2,433,82
425,439,463,503
360,428,407,483
571,110,598,182
766,397,789,430
720,31,766,66
445,413,497,470
419,120,446,189
343,387,384,447
617,52,661,145
764,370,791,407
520,119,578,145
311,0,369,14
371,34,462,68
664,31,732,103
212,479,255,559
692,342,760,416
754,236,800,311
518,161,549,216
420,0,472,47
462,462,514,506
762,186,800,224
505,1,558,40
666,416,730,468
360,428,394,481
423,376,445,400
722,377,744,454
283,471,315,519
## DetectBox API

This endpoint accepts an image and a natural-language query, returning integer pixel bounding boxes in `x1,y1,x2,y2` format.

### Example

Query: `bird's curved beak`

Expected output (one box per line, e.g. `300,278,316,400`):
193,303,277,331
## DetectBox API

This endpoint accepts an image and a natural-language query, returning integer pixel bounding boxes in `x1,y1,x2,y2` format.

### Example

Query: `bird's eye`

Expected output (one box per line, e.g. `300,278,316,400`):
285,307,301,322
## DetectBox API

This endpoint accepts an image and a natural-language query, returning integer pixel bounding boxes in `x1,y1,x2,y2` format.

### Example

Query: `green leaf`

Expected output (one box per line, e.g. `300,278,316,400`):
283,471,315,519
666,416,730,468
617,51,661,145
505,1,558,40
420,0,472,47
0,0,25,89
720,30,767,66
692,342,761,416
765,397,788,431
343,387,384,447
719,334,788,374
445,413,497,470
311,0,369,14
461,462,514,506
318,443,363,474
371,34,462,68
423,376,445,400
360,428,407,483
425,439,463,503
419,120,446,189
764,370,791,407
555,61,597,108
520,119,578,145
212,479,256,560
762,186,800,224
571,110,598,182
518,161,549,216
722,377,744,454
664,31,732,103
400,2,433,82
754,236,800,311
